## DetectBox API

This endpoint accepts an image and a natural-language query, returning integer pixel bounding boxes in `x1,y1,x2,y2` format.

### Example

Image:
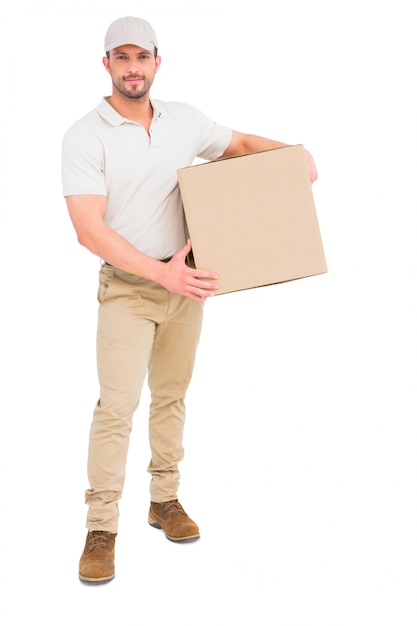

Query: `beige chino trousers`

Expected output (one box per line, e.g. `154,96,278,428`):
85,263,204,532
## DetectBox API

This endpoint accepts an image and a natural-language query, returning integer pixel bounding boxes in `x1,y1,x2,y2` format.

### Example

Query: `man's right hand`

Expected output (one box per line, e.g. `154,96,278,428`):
157,240,219,302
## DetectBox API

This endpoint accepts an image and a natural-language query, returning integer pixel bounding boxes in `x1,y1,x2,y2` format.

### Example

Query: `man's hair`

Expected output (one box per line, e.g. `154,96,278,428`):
106,47,158,59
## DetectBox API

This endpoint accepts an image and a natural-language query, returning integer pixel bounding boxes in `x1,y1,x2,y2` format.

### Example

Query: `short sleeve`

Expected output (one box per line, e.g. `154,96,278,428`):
61,125,107,197
177,104,232,161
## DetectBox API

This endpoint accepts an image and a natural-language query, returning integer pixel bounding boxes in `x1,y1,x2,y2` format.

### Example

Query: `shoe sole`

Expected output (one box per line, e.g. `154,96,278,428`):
148,521,200,543
79,573,115,584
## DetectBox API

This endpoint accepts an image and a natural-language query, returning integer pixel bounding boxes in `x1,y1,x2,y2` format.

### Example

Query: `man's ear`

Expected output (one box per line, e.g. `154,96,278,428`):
102,56,110,74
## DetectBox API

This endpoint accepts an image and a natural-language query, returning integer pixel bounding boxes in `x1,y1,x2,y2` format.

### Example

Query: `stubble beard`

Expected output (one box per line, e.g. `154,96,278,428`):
112,75,153,100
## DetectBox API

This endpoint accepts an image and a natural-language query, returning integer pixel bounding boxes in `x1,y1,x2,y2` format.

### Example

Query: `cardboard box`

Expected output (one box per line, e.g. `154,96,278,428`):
177,144,327,295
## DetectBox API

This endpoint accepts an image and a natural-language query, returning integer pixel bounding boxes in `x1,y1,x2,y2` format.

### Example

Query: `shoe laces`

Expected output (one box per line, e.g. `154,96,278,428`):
87,531,111,550
164,501,186,516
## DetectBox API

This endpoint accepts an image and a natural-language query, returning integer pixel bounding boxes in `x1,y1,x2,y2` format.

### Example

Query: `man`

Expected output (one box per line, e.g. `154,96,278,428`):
62,15,318,584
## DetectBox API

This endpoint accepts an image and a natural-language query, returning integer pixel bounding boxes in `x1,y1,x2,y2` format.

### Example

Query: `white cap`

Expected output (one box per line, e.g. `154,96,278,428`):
104,16,158,52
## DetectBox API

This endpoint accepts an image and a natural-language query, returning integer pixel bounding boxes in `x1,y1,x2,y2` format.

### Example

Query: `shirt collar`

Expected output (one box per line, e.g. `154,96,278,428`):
97,97,162,126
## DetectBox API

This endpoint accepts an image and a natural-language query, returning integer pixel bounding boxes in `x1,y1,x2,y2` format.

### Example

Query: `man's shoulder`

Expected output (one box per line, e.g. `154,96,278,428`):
64,99,115,137
63,106,101,137
152,99,211,124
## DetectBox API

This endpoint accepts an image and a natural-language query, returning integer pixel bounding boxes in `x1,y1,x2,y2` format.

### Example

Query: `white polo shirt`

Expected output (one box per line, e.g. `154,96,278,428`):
62,98,232,260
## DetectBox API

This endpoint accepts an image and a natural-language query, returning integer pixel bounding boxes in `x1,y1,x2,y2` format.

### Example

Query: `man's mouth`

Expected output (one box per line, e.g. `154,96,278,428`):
124,75,144,83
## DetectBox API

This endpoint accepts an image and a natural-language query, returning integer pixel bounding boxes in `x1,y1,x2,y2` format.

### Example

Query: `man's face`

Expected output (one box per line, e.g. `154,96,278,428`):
103,44,161,100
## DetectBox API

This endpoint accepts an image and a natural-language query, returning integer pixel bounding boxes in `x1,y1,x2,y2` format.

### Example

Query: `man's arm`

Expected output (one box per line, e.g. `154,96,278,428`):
220,130,318,183
66,194,219,302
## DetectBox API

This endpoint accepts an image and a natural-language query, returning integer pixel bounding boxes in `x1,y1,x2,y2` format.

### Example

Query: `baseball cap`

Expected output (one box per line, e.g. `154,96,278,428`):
104,16,158,52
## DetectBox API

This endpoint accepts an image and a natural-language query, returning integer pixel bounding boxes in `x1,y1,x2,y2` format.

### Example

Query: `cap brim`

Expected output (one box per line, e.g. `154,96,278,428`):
105,37,155,52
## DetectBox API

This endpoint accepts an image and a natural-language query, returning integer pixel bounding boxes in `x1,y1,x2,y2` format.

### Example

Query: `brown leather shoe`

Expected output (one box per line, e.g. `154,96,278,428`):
79,531,116,583
148,500,200,542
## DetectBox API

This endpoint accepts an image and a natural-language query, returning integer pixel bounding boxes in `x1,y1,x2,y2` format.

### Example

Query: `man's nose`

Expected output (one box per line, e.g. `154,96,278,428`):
127,62,141,74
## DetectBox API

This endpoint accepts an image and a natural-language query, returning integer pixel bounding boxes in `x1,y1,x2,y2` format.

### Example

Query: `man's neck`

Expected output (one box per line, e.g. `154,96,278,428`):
106,93,154,130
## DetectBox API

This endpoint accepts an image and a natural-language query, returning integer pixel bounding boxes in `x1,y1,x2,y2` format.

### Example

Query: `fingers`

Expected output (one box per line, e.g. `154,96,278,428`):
174,243,219,283
304,149,318,184
167,241,220,300
176,238,192,261
184,274,219,300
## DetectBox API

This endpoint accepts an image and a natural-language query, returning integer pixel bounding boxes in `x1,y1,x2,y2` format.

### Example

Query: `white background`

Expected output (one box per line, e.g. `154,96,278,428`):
1,1,416,624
